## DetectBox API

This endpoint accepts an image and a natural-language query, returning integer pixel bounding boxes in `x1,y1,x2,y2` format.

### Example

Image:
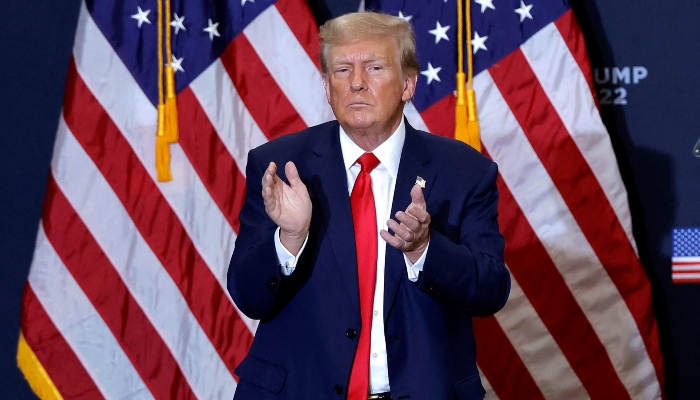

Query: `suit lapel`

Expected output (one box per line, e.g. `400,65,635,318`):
383,121,435,321
308,122,360,311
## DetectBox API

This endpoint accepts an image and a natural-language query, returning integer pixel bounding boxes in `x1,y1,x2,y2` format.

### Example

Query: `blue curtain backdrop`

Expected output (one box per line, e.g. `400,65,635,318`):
1,0,698,398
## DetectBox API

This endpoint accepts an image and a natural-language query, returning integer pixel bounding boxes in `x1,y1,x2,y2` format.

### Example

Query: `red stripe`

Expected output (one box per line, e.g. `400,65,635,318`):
21,284,104,399
488,49,664,387
275,0,321,71
492,168,630,399
473,316,544,400
420,94,456,138
554,10,598,107
177,87,246,233
672,277,700,283
62,59,253,377
672,261,700,266
220,34,307,140
42,175,196,399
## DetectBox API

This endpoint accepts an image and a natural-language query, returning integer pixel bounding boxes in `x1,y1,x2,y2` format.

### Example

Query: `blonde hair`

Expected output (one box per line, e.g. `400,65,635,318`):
319,12,419,76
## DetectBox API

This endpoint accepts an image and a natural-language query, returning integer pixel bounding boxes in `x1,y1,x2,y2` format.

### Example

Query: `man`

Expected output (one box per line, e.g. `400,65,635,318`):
228,12,510,400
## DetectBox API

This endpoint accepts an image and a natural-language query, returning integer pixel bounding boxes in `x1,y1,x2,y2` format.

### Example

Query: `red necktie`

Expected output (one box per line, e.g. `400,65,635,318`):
347,152,380,399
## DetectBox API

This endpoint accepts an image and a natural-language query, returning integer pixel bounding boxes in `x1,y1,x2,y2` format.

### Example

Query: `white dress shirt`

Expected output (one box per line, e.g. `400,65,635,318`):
274,118,428,393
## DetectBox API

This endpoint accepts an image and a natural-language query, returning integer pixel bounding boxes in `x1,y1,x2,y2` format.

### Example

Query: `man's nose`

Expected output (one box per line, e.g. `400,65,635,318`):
349,70,367,91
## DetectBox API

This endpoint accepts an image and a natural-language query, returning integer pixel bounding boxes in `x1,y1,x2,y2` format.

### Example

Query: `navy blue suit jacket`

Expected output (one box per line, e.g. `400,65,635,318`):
228,120,510,399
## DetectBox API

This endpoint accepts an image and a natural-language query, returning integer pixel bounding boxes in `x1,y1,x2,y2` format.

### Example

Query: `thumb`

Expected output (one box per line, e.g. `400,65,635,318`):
285,161,302,187
410,184,426,208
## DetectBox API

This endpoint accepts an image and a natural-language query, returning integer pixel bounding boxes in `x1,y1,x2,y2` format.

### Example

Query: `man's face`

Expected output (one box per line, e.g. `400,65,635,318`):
323,37,417,137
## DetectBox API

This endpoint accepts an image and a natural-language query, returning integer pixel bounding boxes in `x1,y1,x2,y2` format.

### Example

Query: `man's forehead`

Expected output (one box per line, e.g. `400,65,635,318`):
328,38,398,62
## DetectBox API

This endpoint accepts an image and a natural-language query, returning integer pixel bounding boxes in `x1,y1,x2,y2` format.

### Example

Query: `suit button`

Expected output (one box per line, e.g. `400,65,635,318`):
267,277,278,292
333,385,343,394
346,329,357,339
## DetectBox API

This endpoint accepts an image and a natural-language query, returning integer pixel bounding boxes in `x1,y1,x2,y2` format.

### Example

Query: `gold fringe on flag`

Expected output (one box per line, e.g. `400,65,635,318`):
163,0,179,144
155,0,178,181
17,332,64,400
455,0,481,152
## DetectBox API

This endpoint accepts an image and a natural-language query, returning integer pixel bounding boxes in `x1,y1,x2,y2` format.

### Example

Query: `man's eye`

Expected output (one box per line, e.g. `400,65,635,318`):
370,66,382,71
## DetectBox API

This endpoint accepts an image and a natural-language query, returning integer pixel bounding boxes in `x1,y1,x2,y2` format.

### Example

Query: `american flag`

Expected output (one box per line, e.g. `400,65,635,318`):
17,0,664,399
672,228,700,283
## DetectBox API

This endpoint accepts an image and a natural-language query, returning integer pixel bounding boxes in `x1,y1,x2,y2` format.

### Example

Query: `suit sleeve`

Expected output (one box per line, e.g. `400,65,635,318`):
227,149,298,321
417,162,510,316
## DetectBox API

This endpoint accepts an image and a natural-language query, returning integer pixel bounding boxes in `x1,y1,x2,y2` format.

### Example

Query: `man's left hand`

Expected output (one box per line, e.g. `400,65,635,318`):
381,184,430,264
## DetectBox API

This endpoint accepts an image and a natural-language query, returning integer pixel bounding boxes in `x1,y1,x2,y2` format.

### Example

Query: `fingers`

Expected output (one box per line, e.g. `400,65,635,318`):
262,162,277,189
381,184,430,253
262,162,277,204
410,184,426,209
386,218,415,242
285,161,303,187
380,229,402,249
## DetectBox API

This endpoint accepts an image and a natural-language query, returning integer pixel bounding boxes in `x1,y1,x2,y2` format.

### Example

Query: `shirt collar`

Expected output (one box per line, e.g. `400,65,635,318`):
339,118,405,179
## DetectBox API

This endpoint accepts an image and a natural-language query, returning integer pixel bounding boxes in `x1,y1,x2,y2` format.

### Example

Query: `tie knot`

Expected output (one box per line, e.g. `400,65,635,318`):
356,152,380,173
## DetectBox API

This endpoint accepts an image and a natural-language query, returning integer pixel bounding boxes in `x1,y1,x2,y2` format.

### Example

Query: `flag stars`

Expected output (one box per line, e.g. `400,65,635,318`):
421,62,442,85
474,0,495,13
398,11,412,21
429,21,450,44
203,19,221,41
131,6,151,28
170,13,186,34
171,55,185,73
471,31,488,54
515,1,534,22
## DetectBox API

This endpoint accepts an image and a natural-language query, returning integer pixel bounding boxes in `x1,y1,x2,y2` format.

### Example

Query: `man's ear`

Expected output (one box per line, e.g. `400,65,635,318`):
402,73,418,102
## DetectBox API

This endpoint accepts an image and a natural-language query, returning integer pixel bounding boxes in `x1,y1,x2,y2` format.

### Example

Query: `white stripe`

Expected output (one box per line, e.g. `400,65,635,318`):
72,4,260,335
672,256,700,263
28,227,152,400
478,367,499,400
496,272,588,399
476,70,661,399
51,116,237,399
403,102,431,132
245,5,335,127
672,273,700,279
520,23,636,251
672,265,700,272
189,59,268,179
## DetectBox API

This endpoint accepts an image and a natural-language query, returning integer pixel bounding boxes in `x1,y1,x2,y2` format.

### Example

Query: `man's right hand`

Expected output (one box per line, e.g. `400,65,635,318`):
262,161,312,256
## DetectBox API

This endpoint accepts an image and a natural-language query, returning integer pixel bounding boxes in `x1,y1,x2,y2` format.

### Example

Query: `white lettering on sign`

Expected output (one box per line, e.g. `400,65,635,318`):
593,66,647,106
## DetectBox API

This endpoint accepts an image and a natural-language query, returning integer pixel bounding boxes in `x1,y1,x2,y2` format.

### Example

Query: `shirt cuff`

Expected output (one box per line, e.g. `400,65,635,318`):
404,240,429,282
274,227,309,276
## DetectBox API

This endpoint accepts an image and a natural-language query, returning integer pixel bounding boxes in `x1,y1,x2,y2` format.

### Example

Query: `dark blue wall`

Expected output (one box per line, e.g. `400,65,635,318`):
1,0,698,398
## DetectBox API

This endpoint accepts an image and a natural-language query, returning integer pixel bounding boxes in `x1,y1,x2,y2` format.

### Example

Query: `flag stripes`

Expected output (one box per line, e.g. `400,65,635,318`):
18,0,664,399
473,316,545,400
177,87,247,233
29,228,152,398
243,4,334,127
21,287,102,399
220,34,308,140
50,116,238,398
476,13,662,398
493,274,587,399
64,60,253,379
493,171,628,399
43,176,198,399
524,19,636,248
